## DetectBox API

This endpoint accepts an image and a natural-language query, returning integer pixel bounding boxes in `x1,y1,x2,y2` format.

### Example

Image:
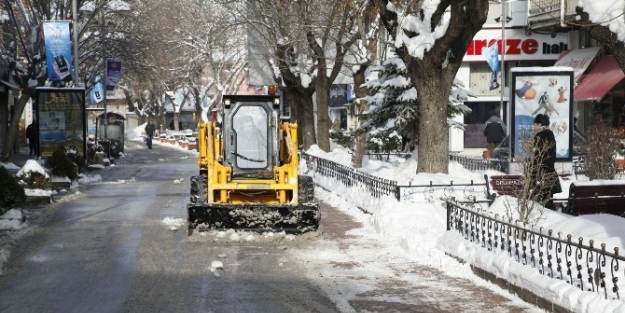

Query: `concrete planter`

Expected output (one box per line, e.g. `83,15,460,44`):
179,141,188,149
167,138,176,145
187,143,197,150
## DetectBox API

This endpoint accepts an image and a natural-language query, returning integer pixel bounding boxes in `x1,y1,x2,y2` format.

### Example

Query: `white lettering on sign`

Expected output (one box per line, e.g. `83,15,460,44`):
494,179,523,186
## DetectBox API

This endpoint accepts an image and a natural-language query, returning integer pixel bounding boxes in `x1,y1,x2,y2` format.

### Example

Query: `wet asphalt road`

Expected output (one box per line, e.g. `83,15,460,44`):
0,143,339,313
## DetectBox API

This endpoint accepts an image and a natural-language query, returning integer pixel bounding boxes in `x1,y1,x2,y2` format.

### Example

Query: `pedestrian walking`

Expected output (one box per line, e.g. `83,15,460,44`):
26,122,38,155
483,112,506,156
144,119,156,149
529,114,562,210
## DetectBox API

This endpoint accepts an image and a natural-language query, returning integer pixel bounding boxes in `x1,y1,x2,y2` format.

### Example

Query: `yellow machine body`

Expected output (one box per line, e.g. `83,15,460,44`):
187,95,319,233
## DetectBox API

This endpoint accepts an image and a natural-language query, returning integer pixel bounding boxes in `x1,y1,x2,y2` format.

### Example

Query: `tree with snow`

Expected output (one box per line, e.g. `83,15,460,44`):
360,49,471,158
243,0,361,151
376,0,489,174
573,1,625,70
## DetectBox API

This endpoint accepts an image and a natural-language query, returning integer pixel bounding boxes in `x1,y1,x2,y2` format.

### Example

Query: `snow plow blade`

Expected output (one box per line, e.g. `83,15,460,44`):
187,203,320,234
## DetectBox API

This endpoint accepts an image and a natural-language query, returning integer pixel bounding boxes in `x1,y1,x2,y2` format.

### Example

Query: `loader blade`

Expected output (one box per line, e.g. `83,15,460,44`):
187,203,320,234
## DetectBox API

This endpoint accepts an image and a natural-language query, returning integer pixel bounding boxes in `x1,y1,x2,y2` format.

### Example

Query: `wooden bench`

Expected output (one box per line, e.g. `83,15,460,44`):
488,175,625,217
564,182,625,216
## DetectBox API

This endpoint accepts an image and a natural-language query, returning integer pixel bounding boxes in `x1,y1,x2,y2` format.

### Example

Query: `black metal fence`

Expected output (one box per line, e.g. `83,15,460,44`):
446,199,625,300
304,154,493,203
305,154,397,198
449,153,506,172
363,151,412,161
396,175,493,205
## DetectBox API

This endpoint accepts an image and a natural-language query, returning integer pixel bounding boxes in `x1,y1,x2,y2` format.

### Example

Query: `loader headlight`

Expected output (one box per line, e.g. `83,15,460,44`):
273,98,280,105
224,99,231,107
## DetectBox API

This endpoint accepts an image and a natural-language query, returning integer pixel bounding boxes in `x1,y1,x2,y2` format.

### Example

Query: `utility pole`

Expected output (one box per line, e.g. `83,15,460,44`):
72,0,80,86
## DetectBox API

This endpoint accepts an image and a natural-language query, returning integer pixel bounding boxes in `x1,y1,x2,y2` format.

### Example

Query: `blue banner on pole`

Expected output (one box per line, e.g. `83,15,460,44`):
43,21,73,82
90,82,104,104
106,59,122,95
482,42,500,90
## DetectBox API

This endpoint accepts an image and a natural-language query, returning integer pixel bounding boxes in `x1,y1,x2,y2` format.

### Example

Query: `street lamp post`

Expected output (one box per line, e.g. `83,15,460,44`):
72,0,79,85
500,0,506,118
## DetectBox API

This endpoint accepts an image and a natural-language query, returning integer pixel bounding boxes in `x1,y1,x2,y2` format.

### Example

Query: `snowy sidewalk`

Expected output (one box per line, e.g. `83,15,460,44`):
290,197,542,312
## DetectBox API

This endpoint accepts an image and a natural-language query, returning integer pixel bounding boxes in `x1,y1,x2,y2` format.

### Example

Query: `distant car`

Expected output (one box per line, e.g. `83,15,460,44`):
492,130,586,172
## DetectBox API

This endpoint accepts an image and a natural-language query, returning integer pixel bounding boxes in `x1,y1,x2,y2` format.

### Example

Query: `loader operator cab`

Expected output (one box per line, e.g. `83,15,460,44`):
222,96,279,179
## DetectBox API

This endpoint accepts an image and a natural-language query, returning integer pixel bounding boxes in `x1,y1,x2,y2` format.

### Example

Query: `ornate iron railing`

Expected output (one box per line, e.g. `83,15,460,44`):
304,154,397,198
396,174,493,205
363,151,412,161
446,199,625,300
449,153,506,172
304,154,492,203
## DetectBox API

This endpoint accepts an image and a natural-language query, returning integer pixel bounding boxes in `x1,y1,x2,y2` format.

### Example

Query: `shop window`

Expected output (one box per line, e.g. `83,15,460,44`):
469,63,503,97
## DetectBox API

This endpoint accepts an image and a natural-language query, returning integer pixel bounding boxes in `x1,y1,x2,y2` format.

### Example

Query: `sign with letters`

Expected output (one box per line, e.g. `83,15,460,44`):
464,29,568,62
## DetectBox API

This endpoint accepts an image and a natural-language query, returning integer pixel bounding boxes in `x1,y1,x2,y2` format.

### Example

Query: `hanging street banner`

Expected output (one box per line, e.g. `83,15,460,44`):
43,21,73,82
35,87,86,158
482,42,500,90
106,59,122,95
90,81,104,104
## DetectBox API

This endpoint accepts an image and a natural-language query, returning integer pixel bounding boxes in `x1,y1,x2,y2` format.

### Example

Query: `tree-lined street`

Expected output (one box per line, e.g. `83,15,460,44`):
0,142,543,312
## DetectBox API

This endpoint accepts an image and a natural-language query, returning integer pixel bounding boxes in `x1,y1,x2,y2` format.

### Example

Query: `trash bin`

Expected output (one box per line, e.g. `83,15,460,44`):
98,139,111,158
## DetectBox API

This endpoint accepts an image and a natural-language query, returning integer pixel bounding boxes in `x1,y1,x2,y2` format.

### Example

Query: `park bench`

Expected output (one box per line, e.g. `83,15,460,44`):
563,181,625,216
488,175,625,217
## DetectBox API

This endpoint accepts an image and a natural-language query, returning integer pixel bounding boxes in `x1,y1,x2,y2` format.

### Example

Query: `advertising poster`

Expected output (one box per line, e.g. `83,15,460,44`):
106,59,122,95
35,88,86,158
510,67,574,161
43,21,73,82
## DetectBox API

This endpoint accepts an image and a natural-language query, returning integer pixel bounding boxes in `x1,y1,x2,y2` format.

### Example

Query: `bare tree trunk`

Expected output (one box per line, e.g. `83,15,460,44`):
352,66,369,168
174,111,180,131
414,79,449,173
315,76,331,152
121,88,136,113
282,87,315,151
1,92,31,162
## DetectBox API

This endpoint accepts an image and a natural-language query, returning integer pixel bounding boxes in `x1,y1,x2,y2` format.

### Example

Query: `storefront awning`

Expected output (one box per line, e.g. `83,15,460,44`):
555,47,601,84
574,56,625,102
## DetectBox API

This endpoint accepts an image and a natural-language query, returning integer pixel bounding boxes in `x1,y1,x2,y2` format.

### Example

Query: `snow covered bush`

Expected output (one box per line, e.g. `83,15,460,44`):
17,171,52,190
329,129,354,149
366,130,401,153
0,167,26,213
45,146,79,181
65,146,86,172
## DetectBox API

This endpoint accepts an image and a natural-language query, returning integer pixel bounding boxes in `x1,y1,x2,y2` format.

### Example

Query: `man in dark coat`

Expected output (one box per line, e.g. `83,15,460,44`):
529,114,562,210
144,119,156,149
26,122,38,155
483,113,506,156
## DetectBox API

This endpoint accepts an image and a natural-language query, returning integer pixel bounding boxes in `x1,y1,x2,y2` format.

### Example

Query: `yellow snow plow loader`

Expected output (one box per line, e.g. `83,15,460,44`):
188,94,320,233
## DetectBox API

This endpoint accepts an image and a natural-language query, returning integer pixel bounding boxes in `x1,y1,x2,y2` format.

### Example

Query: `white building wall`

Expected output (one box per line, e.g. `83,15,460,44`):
450,65,471,152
